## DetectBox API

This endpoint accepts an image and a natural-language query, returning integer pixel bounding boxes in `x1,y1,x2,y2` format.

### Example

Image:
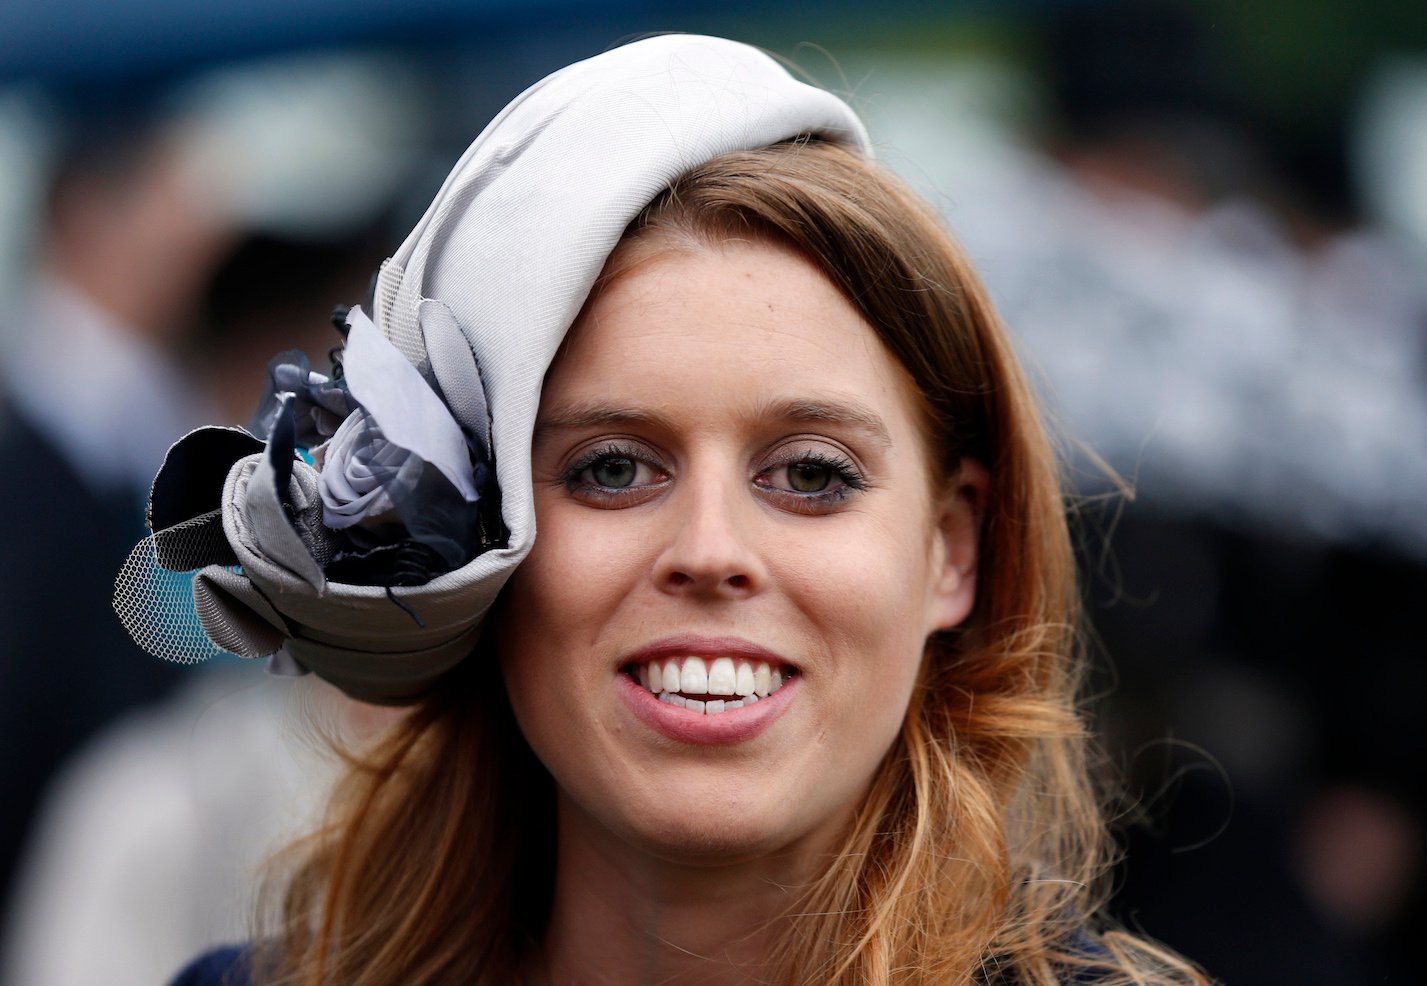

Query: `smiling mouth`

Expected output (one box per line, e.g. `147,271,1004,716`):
622,656,797,715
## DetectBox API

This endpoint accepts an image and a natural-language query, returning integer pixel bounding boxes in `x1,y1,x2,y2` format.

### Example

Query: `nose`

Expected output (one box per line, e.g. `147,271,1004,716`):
653,477,767,599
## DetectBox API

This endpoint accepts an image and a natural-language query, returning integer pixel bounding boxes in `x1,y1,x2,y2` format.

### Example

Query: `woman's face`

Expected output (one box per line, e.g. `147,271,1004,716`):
498,237,983,863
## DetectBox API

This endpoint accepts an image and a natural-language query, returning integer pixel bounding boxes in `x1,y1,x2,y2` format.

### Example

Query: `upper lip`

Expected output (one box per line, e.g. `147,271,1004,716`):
619,634,796,670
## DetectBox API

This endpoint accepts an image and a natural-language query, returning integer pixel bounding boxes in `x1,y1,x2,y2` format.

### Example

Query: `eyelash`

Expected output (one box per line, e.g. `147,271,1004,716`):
562,441,669,507
559,441,869,512
753,448,868,513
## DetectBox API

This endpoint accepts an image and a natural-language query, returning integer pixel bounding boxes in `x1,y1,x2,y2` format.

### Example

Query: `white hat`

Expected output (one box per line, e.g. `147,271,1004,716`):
116,34,871,704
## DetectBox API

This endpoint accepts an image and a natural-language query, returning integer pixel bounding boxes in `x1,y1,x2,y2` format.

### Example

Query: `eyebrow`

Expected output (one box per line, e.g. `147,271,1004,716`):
533,402,677,440
764,397,894,449
534,396,893,449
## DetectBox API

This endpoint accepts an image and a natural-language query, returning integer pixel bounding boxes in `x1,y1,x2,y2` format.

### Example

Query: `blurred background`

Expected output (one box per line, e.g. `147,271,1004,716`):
0,1,1422,983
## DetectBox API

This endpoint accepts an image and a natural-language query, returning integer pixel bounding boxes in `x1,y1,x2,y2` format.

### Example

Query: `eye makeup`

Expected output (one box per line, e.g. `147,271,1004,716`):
554,432,874,518
561,440,671,507
753,443,869,514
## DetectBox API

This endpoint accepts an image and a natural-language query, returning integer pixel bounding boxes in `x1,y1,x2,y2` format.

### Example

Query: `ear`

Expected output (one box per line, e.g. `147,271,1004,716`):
925,458,989,634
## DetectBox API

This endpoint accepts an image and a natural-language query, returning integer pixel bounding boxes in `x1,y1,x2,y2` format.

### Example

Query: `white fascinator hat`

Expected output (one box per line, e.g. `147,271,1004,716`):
116,34,871,704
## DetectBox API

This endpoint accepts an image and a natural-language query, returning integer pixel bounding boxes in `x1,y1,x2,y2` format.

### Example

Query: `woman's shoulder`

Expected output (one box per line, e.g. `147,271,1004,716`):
168,944,252,986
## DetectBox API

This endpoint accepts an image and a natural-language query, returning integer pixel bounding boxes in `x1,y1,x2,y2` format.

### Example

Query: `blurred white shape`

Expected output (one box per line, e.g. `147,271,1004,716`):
858,54,1427,558
1354,57,1427,265
173,51,426,237
0,671,361,986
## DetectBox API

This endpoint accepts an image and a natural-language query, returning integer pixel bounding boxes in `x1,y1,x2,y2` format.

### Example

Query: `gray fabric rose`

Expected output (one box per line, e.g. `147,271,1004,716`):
315,407,417,529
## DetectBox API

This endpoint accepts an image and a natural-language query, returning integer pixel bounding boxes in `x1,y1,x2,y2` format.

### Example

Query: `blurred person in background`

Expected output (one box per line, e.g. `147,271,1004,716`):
0,227,400,986
0,89,233,919
0,53,429,986
1032,4,1427,983
842,3,1426,980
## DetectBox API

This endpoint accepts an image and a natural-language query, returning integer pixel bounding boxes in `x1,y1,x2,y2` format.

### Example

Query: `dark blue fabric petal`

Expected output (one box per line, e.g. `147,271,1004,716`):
167,944,250,986
250,350,353,448
149,427,263,532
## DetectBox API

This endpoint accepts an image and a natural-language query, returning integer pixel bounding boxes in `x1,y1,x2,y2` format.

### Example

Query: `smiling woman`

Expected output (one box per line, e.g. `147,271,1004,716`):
505,234,978,871
133,34,1211,986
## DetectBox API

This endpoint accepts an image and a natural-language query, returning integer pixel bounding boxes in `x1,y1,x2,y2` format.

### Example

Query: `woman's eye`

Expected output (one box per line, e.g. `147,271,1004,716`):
590,456,638,489
786,461,835,493
756,449,867,511
562,444,670,505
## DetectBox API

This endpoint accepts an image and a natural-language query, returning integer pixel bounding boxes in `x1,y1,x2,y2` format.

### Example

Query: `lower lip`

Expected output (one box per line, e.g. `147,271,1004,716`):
617,671,799,745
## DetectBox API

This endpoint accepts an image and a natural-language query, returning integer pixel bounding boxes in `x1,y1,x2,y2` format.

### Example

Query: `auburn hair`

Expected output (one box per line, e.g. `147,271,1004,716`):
260,139,1208,985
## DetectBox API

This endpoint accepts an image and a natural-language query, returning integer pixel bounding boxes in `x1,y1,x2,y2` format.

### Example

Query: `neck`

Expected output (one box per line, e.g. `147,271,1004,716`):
533,796,837,986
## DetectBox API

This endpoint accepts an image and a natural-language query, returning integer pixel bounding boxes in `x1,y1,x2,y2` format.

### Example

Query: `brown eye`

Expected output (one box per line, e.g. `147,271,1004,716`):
787,462,833,493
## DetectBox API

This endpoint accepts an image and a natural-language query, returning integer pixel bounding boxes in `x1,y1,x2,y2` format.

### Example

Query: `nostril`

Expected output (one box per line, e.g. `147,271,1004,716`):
658,552,760,594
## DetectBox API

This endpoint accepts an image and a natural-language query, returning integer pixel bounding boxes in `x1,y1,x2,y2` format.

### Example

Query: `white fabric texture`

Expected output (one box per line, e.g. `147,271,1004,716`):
184,35,870,703
375,32,869,598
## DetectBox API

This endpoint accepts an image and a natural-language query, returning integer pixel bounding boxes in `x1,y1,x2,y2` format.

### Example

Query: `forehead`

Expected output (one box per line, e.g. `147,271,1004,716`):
543,238,925,435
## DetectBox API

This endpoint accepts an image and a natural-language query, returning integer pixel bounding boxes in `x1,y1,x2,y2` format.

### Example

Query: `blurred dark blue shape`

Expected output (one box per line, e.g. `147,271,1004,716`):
0,0,1088,84
0,0,695,82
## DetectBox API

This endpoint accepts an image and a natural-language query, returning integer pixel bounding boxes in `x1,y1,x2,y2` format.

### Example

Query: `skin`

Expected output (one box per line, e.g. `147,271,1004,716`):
45,134,236,344
497,237,986,985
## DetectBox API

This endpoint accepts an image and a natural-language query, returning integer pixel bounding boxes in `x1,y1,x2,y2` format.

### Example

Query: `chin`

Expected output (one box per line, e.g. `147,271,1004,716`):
604,782,855,868
633,815,794,866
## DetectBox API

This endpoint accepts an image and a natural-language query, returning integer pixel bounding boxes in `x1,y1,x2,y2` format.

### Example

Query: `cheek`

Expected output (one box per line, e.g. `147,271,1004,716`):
494,551,583,746
494,507,643,751
493,588,553,748
805,519,939,728
495,587,603,802
782,514,940,645
500,506,626,648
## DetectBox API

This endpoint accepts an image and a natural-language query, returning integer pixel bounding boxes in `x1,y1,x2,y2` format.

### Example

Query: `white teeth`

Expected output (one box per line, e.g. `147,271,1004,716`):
753,663,771,697
652,689,761,715
680,657,708,693
640,656,791,713
735,661,755,697
707,658,736,695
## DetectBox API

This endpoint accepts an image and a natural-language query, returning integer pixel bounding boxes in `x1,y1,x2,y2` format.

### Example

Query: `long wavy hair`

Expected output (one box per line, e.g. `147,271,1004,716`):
260,139,1208,985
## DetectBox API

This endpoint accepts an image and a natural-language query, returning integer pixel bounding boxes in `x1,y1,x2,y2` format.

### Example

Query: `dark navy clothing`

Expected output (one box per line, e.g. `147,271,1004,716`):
168,940,1119,984
168,945,250,986
0,405,184,911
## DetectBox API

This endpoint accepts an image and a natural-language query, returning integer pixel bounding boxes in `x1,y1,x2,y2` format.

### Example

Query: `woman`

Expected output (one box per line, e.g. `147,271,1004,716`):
130,34,1208,986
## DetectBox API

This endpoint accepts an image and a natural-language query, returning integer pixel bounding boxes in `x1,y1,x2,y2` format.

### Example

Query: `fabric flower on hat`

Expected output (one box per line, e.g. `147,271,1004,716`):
115,304,501,700
312,307,493,583
317,408,407,528
251,350,354,448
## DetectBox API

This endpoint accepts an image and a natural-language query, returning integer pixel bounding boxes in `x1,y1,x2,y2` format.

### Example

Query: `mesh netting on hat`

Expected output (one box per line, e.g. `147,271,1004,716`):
113,511,238,665
375,259,424,372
